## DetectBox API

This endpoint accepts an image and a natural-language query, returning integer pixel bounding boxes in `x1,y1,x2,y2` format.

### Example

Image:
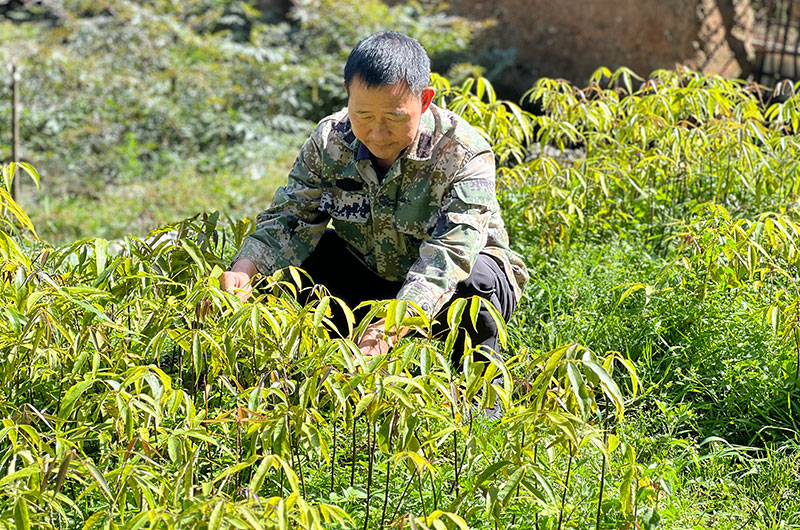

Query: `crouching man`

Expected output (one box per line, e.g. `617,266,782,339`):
220,31,528,363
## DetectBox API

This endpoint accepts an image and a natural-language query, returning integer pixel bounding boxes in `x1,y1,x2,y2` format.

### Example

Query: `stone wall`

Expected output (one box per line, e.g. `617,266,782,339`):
405,0,756,94
686,0,755,78
436,0,702,92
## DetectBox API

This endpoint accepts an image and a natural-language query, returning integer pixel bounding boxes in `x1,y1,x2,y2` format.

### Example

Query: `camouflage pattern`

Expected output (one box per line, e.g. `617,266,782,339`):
234,103,529,316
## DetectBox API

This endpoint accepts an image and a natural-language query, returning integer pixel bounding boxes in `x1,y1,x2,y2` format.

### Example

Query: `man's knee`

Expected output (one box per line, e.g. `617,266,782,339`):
434,254,518,365
454,254,516,322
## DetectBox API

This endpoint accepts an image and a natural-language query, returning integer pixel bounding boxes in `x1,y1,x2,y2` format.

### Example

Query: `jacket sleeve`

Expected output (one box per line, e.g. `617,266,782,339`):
395,150,497,316
232,135,329,274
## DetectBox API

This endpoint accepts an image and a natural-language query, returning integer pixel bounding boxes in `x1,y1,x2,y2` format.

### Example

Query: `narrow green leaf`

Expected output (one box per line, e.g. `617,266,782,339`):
192,333,203,381
500,466,526,505
13,497,30,530
249,455,275,494
313,296,330,329
60,379,94,418
469,297,481,329
0,465,38,488
83,459,114,503
181,239,207,273
94,238,108,275
82,511,104,530
168,436,181,465
355,393,375,418
447,298,467,332
18,162,40,188
473,461,509,488
384,384,415,410
583,360,624,416
481,299,507,348
566,362,591,419
209,500,224,530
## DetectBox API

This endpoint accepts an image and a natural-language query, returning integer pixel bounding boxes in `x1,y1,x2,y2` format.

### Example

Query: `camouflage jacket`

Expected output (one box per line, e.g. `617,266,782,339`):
234,103,529,316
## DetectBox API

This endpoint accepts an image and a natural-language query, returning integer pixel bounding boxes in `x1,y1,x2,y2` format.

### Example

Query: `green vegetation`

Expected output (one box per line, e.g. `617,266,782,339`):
2,159,633,529
1,0,482,244
4,1,800,528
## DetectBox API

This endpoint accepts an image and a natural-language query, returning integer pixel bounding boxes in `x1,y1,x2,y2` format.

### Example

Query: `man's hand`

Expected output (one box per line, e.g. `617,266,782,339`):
357,318,410,357
220,259,258,303
358,320,392,357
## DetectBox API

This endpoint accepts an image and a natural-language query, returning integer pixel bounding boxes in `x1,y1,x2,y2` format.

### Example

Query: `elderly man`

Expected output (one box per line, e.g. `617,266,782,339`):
221,31,527,362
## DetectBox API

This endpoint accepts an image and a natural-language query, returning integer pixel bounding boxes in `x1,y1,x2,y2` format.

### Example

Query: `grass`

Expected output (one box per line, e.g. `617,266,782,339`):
5,17,800,522
508,237,800,528
7,137,800,530
17,131,306,246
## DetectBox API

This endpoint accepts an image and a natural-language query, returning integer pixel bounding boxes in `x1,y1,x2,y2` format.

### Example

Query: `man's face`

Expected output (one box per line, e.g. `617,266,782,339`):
347,78,435,170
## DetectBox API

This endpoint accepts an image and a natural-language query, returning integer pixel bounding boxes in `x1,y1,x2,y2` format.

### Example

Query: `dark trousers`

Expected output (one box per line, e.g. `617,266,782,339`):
299,230,516,365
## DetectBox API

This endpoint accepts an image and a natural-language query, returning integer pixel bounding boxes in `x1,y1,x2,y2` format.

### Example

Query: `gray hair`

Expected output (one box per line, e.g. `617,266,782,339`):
344,31,431,95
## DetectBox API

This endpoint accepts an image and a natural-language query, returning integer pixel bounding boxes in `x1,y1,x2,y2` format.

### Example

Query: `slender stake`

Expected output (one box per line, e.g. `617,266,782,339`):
428,467,438,512
417,465,428,522
794,322,800,390
595,454,609,526
178,343,184,385
55,362,64,416
285,411,307,497
451,419,459,496
350,414,357,487
331,408,337,493
202,371,209,410
595,400,610,530
452,398,475,491
379,457,393,529
235,408,241,465
362,421,376,530
278,361,306,497
511,427,526,526
251,345,258,386
534,432,541,529
779,0,795,78
447,380,460,497
380,410,397,529
725,150,732,202
11,63,20,202
388,468,418,526
557,444,574,530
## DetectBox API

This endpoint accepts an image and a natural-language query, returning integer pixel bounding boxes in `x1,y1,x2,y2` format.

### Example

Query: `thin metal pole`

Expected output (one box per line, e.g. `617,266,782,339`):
11,63,20,201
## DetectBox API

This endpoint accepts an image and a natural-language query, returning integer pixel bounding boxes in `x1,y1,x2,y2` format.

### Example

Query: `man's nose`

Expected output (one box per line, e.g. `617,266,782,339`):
370,121,391,140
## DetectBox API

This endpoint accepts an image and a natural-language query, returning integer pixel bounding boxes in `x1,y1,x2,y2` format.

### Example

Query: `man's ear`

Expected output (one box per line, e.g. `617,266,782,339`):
343,82,350,96
420,87,435,113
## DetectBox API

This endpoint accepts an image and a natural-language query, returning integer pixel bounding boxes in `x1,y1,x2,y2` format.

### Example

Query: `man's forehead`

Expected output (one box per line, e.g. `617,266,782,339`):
347,77,415,98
